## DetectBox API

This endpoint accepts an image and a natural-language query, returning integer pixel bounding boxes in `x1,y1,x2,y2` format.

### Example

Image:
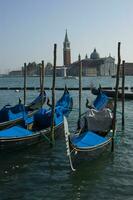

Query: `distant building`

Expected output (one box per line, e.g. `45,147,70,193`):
100,55,116,76
67,49,116,76
65,31,116,76
45,31,116,77
9,62,41,76
45,62,66,77
9,70,22,76
120,62,133,75
45,62,53,76
56,66,66,76
9,31,116,77
22,62,40,76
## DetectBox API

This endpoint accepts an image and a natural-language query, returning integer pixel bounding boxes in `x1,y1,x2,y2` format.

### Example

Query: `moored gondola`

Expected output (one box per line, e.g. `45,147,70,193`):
0,111,63,151
64,116,113,170
91,87,133,100
0,87,73,151
26,91,46,111
87,90,112,111
0,91,46,130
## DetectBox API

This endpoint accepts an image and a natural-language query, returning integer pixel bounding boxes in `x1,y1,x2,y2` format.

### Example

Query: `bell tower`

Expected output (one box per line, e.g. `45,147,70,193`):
63,30,71,66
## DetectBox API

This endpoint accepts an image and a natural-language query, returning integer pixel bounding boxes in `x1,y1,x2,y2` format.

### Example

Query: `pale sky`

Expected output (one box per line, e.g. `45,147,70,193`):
0,0,133,73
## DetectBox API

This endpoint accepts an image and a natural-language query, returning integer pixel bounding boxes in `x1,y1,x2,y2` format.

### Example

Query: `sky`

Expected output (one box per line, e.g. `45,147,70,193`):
0,0,133,73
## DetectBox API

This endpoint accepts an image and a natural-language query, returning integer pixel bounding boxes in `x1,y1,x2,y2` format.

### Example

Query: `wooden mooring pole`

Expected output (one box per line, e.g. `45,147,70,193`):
41,60,45,107
122,60,125,129
51,44,57,145
40,64,42,92
112,42,121,152
24,63,27,105
78,54,82,119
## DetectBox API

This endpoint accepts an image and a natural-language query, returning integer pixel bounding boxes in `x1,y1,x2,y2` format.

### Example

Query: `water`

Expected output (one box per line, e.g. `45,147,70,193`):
0,76,133,200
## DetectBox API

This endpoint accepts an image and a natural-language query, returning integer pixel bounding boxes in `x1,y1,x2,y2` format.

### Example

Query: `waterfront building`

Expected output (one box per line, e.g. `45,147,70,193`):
120,62,133,75
9,62,40,76
9,70,22,76
67,49,116,76
65,31,116,77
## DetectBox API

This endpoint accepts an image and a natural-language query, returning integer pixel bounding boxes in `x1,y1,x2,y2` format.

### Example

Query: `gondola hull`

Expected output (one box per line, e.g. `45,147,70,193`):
0,122,64,151
91,87,133,100
0,87,73,151
69,136,112,163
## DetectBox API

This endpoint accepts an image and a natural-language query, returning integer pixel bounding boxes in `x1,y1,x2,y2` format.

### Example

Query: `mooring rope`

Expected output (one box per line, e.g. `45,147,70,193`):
40,131,53,145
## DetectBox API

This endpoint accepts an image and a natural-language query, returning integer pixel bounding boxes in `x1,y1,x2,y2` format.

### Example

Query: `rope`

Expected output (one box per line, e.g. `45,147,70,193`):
40,131,53,145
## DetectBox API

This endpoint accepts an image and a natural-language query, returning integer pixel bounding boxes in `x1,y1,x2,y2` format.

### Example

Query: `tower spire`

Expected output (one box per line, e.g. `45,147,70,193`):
63,30,71,66
64,29,69,43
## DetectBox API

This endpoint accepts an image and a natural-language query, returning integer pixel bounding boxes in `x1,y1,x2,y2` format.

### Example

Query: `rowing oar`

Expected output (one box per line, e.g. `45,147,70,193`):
63,116,76,172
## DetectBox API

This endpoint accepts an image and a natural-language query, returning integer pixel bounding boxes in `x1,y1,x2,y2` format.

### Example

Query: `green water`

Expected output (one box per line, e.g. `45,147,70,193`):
0,76,133,200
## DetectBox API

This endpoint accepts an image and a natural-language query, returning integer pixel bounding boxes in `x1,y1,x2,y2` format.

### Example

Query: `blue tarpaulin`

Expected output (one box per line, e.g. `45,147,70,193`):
93,93,109,110
0,126,33,138
71,131,108,148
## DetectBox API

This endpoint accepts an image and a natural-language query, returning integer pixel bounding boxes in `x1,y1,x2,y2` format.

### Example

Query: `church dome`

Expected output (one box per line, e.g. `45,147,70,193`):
90,48,100,59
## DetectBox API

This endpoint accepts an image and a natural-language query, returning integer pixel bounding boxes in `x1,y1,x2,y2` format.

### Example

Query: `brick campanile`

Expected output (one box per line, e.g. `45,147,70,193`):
63,30,71,66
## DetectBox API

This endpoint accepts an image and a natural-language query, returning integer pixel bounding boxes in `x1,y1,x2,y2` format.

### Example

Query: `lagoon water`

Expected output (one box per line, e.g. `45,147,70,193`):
0,76,133,200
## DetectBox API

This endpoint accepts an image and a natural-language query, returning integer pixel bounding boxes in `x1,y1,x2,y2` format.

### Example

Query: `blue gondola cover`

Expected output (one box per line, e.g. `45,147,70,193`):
93,93,109,110
0,126,33,138
71,131,108,148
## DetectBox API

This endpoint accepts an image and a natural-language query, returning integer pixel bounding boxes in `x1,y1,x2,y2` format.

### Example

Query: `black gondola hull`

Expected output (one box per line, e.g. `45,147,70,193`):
69,137,112,163
0,123,64,151
91,88,133,100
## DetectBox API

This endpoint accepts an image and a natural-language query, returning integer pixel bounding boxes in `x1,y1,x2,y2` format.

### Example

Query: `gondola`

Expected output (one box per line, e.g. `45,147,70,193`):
33,86,73,130
0,87,73,151
55,85,73,117
69,130,112,162
64,116,113,170
0,92,46,130
80,89,113,137
64,91,113,170
91,87,133,100
86,88,113,111
26,91,46,111
0,109,63,151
